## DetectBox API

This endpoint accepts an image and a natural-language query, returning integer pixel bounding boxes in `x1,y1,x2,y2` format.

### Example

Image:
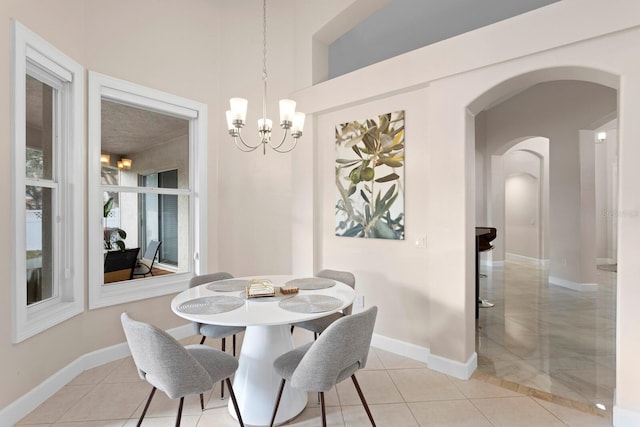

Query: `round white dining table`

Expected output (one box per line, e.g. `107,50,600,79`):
170,275,356,426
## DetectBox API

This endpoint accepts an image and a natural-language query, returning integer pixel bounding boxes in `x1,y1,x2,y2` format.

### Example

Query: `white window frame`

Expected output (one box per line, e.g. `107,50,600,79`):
88,71,207,309
12,20,84,343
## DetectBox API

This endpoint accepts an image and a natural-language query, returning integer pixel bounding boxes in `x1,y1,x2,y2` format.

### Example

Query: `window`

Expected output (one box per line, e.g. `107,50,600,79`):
12,21,84,342
140,170,179,266
88,71,208,308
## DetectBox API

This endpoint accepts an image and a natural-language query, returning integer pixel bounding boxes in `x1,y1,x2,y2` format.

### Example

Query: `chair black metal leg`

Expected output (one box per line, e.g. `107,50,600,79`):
199,335,206,345
200,393,204,410
270,378,286,427
320,391,326,427
352,375,376,426
137,386,156,427
226,378,245,427
233,334,237,357
314,332,318,340
175,396,184,427
290,325,294,334
221,337,226,399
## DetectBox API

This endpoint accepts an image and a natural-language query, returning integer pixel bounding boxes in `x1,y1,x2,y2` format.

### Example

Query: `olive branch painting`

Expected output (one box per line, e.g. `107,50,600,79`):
335,110,405,239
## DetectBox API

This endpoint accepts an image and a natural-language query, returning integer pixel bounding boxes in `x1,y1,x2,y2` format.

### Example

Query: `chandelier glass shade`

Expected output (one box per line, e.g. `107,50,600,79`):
226,0,305,154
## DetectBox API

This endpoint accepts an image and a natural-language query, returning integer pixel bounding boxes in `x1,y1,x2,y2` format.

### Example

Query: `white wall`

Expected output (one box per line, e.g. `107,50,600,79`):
595,125,618,263
502,138,550,262
292,0,640,423
0,0,223,411
482,81,616,284
4,1,640,426
317,90,430,348
505,173,539,258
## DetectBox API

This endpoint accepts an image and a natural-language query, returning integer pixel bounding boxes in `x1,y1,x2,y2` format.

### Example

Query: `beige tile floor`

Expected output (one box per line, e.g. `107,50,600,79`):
476,260,616,425
18,322,611,426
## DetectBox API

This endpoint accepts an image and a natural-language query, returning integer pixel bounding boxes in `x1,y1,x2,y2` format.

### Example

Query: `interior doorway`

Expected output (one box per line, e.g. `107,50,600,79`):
472,75,618,415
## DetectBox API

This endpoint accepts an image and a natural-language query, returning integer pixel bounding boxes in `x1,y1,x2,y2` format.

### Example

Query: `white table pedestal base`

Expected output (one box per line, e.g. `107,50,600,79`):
229,324,307,426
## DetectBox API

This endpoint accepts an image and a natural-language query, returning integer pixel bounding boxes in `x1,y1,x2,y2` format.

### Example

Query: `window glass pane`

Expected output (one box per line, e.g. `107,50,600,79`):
26,186,54,304
100,100,189,189
101,165,119,185
103,191,189,285
26,75,54,180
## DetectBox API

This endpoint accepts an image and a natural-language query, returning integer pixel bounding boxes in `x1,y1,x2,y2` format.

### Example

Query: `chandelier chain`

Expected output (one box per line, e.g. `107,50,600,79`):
262,0,267,82
262,0,268,121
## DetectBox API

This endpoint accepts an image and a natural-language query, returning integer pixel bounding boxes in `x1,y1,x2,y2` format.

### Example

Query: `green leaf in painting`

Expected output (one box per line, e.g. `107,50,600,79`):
381,184,396,205
360,189,370,204
372,218,398,239
336,158,360,166
375,173,400,183
377,158,404,168
352,145,363,158
341,223,364,237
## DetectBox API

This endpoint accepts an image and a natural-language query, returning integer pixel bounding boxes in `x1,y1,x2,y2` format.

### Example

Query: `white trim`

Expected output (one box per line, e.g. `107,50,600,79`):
2,328,477,424
597,257,616,265
480,259,504,267
427,352,477,380
505,252,548,266
0,324,193,426
371,333,430,363
87,71,208,309
548,276,598,292
614,405,640,427
371,333,477,380
12,20,85,343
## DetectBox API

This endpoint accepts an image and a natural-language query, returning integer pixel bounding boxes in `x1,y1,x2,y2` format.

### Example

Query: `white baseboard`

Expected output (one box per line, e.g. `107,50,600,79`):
427,352,477,380
0,324,193,427
614,405,640,427
371,333,477,380
480,259,504,267
505,253,548,266
371,333,430,364
3,326,477,426
548,276,598,292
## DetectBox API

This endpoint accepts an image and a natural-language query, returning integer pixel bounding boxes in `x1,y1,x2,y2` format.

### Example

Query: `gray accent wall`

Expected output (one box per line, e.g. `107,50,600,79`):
329,0,560,78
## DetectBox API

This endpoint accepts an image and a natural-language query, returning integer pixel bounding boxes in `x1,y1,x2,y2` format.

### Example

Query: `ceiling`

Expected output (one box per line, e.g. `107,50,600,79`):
100,101,188,156
26,77,188,156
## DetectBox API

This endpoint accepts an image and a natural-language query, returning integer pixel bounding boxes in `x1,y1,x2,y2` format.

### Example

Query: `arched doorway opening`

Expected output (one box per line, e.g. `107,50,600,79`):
470,68,618,413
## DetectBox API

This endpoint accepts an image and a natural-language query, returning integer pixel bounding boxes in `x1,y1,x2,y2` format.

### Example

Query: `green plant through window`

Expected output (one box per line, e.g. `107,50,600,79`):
335,110,405,239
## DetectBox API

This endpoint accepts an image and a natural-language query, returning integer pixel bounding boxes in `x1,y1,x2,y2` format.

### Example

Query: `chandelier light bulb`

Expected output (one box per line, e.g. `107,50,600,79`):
279,99,296,125
230,98,248,122
292,112,306,134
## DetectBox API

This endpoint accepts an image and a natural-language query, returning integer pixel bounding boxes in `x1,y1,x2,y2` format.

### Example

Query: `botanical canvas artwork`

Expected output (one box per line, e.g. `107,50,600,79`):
335,110,405,239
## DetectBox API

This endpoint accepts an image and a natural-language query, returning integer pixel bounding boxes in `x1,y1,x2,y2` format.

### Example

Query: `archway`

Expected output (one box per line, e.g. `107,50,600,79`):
469,67,618,412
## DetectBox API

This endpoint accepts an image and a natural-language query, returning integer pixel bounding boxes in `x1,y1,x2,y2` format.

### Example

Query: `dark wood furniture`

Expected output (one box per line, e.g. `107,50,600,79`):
475,227,497,318
104,248,140,283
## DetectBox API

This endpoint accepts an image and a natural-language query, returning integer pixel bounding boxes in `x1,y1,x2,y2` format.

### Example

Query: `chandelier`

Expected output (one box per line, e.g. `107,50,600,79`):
225,0,305,154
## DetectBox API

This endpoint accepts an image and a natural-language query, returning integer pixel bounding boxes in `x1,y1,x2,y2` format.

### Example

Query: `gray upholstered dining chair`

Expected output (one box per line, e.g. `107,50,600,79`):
270,306,378,427
190,272,246,398
290,269,356,339
120,313,244,427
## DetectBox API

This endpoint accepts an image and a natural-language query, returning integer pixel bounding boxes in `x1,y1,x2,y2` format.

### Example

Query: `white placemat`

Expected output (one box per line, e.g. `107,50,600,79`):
205,279,248,292
285,277,336,290
278,294,343,313
177,296,244,315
